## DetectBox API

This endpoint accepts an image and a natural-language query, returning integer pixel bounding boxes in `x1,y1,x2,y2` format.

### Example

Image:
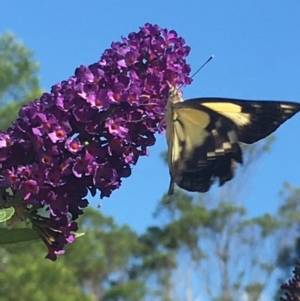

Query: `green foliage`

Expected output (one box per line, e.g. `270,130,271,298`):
64,208,143,297
0,31,42,130
0,208,145,301
0,242,93,301
0,207,180,301
65,208,178,300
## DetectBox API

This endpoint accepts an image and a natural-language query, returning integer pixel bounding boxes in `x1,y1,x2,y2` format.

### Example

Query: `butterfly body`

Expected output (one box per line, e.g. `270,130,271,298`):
166,85,300,195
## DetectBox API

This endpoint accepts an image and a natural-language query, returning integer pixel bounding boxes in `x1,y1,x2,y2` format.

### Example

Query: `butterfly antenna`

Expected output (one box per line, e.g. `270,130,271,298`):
190,55,214,79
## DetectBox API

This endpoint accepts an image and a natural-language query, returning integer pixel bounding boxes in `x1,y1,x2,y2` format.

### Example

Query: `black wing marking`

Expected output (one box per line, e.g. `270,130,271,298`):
185,97,300,144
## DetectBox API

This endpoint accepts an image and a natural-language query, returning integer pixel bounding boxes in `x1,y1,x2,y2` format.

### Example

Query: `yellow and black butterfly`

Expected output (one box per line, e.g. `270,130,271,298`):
165,84,300,195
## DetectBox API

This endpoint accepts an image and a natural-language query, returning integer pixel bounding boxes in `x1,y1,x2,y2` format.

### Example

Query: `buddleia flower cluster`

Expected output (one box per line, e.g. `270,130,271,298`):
0,23,192,260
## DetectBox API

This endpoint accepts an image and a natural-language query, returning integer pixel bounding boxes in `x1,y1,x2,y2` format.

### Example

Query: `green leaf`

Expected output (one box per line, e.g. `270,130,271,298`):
0,207,15,222
0,228,39,245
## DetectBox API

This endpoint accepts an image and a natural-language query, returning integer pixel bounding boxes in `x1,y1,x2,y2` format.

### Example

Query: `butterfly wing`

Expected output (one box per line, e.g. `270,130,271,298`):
167,97,300,194
189,97,300,143
167,100,243,194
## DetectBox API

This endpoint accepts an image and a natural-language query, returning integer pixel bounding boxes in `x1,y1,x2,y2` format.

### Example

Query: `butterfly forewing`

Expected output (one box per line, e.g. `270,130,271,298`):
192,97,300,143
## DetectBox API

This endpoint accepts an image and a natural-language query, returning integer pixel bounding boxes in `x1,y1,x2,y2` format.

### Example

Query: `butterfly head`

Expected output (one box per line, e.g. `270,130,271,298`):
167,81,184,105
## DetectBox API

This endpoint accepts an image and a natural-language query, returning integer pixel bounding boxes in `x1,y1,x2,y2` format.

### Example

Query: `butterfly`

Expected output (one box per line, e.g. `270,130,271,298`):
165,84,300,195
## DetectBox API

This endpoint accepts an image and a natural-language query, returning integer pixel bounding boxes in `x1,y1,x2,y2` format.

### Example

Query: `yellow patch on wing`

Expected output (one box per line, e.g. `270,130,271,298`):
201,102,251,126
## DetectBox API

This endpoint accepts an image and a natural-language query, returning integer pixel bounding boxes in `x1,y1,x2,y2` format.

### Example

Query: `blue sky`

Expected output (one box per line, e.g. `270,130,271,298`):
0,1,300,233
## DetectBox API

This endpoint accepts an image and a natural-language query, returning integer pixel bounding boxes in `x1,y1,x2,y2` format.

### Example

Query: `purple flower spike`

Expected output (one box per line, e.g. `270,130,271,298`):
0,23,191,260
